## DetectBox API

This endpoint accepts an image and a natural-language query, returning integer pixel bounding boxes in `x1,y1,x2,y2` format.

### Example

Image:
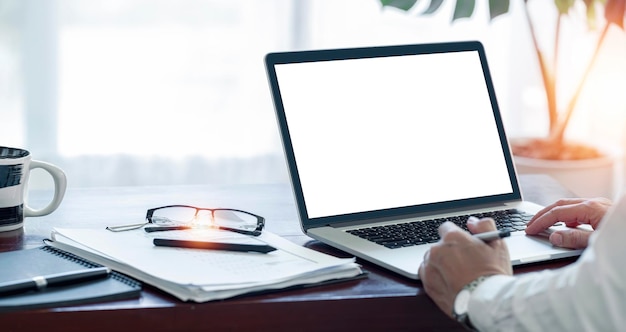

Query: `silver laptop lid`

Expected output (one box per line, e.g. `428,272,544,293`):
265,41,521,231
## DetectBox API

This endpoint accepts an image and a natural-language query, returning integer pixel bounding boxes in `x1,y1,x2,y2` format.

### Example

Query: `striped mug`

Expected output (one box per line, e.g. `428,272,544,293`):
0,146,67,232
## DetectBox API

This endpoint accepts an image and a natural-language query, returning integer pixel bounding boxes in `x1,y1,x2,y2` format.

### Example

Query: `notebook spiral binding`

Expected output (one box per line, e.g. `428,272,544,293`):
40,245,142,289
41,246,100,268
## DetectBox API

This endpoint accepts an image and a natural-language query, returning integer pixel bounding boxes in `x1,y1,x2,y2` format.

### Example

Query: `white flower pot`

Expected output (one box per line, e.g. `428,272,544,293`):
513,149,622,199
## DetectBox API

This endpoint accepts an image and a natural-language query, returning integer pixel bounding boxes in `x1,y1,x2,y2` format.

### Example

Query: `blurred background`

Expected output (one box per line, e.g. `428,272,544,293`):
1,0,625,189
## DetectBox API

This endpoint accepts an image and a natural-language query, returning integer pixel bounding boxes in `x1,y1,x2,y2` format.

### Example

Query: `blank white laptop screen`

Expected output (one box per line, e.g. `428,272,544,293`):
274,50,513,219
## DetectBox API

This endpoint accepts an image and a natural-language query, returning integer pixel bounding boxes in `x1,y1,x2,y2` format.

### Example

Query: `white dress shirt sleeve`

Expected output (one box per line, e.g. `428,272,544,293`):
467,195,626,332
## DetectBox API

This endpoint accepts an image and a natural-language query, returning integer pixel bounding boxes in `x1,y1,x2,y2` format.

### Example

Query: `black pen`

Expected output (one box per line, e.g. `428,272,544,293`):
473,230,510,243
153,238,277,254
0,266,111,296
145,225,192,233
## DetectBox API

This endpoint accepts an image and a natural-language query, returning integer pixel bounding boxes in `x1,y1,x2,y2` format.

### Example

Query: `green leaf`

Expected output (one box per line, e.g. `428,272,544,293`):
453,0,476,21
489,0,511,20
583,0,596,7
380,0,420,11
554,0,576,14
423,0,445,14
604,0,625,29
584,0,598,29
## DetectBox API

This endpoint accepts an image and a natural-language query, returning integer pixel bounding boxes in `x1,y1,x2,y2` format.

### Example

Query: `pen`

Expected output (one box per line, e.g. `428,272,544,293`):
0,266,111,296
144,225,192,233
153,238,277,254
473,230,511,243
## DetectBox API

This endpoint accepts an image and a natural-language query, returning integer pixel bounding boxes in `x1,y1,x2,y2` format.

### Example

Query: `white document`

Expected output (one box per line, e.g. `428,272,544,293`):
49,227,363,302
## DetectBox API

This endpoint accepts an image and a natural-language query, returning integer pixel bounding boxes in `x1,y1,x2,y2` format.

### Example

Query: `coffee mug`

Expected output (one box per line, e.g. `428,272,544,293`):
0,146,67,232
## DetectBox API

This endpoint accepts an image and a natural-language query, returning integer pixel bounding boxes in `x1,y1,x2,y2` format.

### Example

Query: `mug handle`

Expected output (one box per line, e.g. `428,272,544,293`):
24,160,68,217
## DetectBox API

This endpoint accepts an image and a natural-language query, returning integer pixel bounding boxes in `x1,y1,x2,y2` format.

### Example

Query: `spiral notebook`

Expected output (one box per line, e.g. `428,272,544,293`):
0,246,141,312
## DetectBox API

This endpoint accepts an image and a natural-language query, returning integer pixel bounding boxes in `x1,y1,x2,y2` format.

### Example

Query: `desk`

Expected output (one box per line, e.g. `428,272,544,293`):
1,175,576,331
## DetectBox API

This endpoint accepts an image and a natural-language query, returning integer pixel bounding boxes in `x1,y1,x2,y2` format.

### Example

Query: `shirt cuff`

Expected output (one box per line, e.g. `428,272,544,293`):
467,274,517,330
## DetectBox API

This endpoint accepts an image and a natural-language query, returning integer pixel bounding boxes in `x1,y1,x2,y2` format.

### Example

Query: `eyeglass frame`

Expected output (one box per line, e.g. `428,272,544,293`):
105,205,265,236
145,205,265,236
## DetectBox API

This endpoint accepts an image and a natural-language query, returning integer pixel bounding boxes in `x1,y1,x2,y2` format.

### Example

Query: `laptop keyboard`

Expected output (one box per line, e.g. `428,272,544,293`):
346,209,533,249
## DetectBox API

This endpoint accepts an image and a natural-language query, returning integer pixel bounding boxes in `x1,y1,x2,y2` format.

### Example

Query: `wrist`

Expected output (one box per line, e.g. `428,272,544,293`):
452,275,493,331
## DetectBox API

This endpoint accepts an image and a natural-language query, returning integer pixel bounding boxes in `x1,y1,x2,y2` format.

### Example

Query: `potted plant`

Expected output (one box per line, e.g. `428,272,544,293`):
379,0,626,197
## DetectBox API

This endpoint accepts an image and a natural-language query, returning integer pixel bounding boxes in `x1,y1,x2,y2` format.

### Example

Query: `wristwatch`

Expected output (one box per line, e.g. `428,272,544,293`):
452,275,491,331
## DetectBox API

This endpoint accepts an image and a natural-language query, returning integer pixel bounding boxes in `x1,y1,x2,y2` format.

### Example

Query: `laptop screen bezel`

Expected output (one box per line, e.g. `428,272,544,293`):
265,41,522,231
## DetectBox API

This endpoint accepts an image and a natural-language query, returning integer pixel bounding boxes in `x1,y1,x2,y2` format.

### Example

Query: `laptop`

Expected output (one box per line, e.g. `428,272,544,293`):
264,41,581,279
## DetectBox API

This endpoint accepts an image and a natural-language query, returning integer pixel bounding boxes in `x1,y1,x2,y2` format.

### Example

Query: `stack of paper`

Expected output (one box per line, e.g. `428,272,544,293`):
49,227,363,302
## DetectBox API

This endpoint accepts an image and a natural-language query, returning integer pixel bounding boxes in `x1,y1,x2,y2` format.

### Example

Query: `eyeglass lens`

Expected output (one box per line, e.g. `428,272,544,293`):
152,207,259,231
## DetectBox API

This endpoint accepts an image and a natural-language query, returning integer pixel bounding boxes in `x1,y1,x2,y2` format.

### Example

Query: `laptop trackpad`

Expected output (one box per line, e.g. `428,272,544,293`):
505,233,581,264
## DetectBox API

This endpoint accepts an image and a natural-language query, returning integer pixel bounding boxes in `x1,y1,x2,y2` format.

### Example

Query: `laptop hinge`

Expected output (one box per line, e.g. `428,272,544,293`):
327,202,513,228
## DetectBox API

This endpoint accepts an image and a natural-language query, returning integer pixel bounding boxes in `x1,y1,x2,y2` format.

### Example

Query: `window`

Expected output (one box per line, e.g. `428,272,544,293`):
2,0,624,189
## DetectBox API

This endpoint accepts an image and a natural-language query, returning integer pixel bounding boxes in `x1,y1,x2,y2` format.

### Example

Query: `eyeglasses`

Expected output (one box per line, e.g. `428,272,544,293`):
106,205,265,236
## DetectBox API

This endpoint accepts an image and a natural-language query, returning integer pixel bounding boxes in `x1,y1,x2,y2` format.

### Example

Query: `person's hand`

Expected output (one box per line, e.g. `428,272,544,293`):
525,198,612,249
418,217,512,318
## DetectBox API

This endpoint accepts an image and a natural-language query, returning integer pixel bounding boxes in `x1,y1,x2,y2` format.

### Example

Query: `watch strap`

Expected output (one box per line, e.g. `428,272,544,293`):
464,275,491,292
453,275,493,331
